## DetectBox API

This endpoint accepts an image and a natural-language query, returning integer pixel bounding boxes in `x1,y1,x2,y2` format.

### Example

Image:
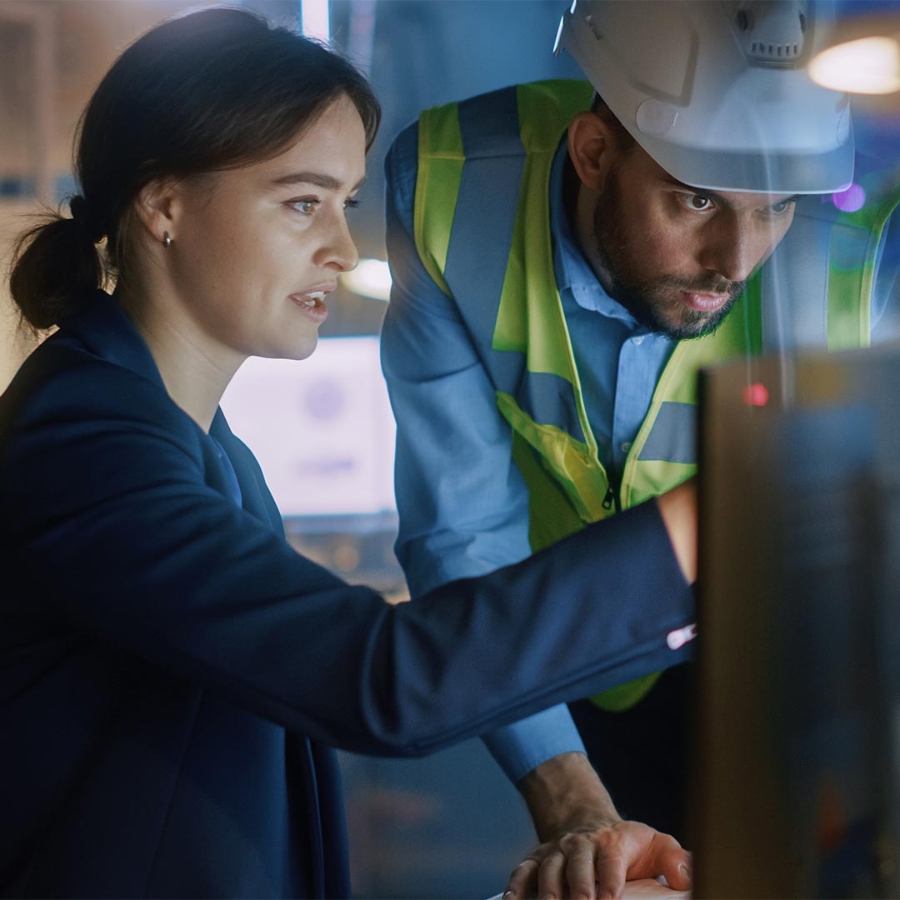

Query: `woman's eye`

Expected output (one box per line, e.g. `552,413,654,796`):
680,193,714,212
290,198,319,215
344,197,360,211
768,199,793,215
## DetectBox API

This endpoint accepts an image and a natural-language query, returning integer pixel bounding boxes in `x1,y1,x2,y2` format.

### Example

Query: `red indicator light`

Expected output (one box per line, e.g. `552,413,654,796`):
742,382,769,407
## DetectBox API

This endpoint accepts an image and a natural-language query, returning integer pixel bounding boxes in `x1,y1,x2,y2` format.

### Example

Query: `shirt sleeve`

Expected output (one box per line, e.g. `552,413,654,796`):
381,124,587,782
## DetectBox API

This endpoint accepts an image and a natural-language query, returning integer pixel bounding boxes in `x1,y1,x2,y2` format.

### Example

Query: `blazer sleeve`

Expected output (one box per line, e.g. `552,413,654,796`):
0,350,695,758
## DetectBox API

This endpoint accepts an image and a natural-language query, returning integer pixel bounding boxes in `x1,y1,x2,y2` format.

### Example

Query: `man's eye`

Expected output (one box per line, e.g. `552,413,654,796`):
681,194,713,211
290,199,318,215
768,199,793,215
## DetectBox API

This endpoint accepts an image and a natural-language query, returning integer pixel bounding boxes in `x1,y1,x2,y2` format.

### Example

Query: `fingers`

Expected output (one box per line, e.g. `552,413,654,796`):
505,822,690,900
659,846,692,891
618,822,692,891
504,857,539,900
593,839,628,900
536,849,567,900
563,835,598,900
505,838,597,900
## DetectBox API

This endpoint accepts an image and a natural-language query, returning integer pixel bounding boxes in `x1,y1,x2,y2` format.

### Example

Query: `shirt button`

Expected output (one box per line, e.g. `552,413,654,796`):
632,335,645,346
621,442,632,454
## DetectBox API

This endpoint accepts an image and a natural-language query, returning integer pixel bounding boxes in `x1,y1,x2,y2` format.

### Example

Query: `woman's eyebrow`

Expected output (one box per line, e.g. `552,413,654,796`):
269,171,366,192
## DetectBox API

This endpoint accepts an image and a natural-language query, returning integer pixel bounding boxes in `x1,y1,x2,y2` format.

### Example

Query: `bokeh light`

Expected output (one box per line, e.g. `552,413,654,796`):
832,183,867,213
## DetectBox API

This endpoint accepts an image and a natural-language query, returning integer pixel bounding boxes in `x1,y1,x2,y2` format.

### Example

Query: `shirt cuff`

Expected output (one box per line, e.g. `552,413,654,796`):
481,703,586,785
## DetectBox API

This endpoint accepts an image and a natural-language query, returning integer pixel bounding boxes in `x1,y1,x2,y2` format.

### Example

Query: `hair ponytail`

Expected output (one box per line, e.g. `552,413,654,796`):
9,201,103,330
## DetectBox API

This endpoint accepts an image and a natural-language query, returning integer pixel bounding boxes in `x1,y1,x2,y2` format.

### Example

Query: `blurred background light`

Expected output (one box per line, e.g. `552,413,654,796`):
832,182,867,212
810,35,900,94
300,0,329,41
340,257,392,302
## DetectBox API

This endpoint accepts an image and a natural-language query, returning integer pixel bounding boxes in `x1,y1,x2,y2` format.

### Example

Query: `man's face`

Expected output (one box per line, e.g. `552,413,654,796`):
587,141,798,340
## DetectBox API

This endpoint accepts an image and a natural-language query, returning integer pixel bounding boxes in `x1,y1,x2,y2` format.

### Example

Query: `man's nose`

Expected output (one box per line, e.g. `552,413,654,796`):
698,213,769,283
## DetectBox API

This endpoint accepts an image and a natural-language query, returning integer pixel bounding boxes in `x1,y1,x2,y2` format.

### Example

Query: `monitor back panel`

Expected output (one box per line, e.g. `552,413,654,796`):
692,346,900,899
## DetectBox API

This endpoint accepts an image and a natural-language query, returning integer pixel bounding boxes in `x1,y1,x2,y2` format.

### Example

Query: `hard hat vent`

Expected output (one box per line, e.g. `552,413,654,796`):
749,40,802,61
735,0,808,68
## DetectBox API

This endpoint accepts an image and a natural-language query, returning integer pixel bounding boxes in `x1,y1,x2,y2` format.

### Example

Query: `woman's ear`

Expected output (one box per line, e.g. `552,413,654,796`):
133,178,182,246
568,111,618,193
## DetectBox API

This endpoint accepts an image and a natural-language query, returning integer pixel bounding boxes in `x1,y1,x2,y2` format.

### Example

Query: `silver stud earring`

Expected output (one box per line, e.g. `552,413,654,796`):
162,231,172,249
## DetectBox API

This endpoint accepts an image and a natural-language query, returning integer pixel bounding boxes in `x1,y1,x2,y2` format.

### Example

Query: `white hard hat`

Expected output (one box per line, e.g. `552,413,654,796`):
554,0,854,193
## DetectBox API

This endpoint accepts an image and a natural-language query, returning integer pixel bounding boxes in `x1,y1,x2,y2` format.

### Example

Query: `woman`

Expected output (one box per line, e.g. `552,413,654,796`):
0,8,696,897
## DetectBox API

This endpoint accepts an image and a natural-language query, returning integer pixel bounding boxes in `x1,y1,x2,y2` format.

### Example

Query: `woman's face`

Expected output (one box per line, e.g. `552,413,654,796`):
165,95,366,367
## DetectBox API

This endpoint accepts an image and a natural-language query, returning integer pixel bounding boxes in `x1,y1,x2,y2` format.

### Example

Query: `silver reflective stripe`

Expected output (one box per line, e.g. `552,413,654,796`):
442,87,585,440
520,370,586,442
638,401,697,463
444,87,525,361
490,355,585,441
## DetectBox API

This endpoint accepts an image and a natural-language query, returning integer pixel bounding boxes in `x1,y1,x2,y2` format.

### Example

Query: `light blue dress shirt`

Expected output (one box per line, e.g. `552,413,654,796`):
381,124,676,782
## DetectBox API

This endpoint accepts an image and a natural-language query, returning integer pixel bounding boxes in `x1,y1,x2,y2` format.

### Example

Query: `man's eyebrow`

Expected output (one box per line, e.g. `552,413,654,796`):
269,171,366,192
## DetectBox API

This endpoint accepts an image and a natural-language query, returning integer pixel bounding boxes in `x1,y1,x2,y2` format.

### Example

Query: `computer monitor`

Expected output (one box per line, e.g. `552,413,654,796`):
691,345,900,898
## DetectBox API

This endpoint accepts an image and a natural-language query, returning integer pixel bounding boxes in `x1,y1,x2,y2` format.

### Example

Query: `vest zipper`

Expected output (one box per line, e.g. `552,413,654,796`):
601,481,621,513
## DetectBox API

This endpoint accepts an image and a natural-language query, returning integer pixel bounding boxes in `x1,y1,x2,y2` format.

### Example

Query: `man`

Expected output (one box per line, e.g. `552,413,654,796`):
381,1,857,896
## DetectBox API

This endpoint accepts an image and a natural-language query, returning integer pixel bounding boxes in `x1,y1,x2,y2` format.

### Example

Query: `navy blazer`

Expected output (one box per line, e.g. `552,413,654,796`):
0,292,695,898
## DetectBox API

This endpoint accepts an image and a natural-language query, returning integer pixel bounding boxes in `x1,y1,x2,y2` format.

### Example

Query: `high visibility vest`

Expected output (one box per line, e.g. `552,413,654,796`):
413,79,895,711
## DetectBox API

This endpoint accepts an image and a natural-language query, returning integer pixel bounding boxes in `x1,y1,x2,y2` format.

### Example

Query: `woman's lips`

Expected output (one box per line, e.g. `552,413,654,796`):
290,290,329,323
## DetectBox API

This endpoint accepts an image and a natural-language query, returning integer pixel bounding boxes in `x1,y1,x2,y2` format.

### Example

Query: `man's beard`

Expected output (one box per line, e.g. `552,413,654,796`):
592,171,745,340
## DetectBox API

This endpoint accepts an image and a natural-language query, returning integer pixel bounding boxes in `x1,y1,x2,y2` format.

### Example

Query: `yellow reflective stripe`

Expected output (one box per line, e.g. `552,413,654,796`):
498,156,577,370
498,391,609,523
827,268,868,350
590,671,662,712
493,156,548,354
516,80,593,153
510,431,599,553
740,270,765,358
620,288,760,508
414,104,465,298
496,81,600,463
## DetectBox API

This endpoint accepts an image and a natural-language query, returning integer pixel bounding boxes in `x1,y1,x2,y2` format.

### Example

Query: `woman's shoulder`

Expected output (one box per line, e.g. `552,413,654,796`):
0,330,202,457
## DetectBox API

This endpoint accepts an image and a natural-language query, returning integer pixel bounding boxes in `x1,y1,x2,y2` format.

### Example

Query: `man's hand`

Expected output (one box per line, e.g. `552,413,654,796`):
504,752,691,900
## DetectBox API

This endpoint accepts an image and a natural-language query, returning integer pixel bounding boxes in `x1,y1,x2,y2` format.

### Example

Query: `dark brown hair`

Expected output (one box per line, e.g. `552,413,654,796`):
9,7,381,330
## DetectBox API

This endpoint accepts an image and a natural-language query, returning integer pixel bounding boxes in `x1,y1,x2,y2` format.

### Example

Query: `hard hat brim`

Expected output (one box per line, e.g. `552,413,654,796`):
639,127,856,195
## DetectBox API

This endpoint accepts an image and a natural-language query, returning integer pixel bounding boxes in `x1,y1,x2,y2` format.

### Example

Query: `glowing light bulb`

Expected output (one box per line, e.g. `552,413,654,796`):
810,36,900,95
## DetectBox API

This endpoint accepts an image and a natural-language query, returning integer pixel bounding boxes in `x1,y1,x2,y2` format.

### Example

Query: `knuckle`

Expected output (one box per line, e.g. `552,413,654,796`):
559,833,585,853
510,858,539,876
539,853,565,872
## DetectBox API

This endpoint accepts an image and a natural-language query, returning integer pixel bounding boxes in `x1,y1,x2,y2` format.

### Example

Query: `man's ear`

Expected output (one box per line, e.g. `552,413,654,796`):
133,178,182,246
568,111,618,193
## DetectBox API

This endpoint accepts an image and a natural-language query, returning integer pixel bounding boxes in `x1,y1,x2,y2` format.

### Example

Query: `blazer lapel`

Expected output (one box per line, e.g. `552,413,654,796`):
209,411,284,534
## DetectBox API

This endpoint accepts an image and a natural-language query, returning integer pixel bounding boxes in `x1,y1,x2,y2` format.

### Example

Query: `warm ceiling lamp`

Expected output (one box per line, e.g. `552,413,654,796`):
809,12,900,109
810,34,900,94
